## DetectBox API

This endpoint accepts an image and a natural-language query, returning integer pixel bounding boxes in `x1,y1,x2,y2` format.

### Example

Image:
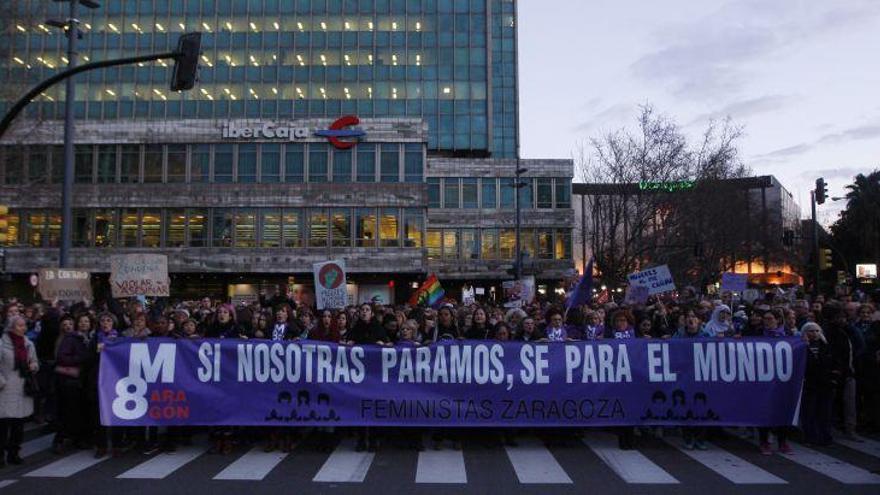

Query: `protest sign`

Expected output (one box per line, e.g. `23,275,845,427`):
462,285,476,305
110,254,170,298
627,265,675,295
721,273,749,293
100,338,806,427
314,260,347,309
38,269,92,301
624,285,650,305
502,276,535,308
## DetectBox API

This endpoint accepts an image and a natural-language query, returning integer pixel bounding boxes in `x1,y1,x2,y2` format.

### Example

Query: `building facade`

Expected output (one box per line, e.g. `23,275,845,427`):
0,0,573,302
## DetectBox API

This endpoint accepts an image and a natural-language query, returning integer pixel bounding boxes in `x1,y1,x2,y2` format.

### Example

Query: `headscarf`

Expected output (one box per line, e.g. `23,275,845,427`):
704,304,732,337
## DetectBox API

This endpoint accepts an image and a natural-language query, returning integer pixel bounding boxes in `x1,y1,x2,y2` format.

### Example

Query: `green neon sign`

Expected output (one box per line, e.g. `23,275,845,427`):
638,180,695,192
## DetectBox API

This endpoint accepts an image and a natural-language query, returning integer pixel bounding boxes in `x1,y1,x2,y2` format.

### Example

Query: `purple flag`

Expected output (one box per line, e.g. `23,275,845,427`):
566,258,593,311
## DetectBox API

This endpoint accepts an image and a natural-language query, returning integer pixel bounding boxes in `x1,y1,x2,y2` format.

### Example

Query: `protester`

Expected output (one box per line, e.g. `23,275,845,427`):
801,322,834,446
0,316,39,466
52,313,92,454
758,310,792,454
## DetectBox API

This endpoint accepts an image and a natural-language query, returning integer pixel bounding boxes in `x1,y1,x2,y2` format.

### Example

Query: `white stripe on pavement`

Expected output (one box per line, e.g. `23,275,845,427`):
24,450,109,478
504,437,572,484
583,432,679,484
835,434,880,460
0,480,17,490
118,445,208,479
416,448,467,484
313,438,375,483
213,447,288,481
778,443,880,484
21,434,53,458
665,437,786,484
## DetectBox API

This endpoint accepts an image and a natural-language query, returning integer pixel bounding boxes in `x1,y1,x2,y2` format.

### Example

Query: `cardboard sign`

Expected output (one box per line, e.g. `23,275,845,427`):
38,269,92,301
502,276,535,308
110,254,170,298
721,273,749,293
462,286,476,305
627,265,675,295
314,260,347,309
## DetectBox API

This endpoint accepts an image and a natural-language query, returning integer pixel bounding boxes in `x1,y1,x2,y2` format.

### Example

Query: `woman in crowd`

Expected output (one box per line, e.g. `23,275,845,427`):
334,311,350,342
252,311,271,339
465,307,494,340
348,304,388,452
543,308,567,342
52,313,92,454
673,309,710,450
90,313,123,458
758,310,792,454
0,316,39,466
703,304,733,337
801,322,834,446
426,306,460,343
517,317,544,342
608,309,637,449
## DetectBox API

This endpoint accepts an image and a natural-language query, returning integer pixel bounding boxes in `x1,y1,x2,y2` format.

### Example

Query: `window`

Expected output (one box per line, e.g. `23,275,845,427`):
47,211,61,247
214,144,234,183
261,209,281,247
285,144,304,182
481,229,498,260
167,209,186,247
404,144,422,183
462,178,478,208
331,208,352,247
143,146,163,183
165,145,186,183
404,209,423,247
142,209,162,248
499,229,515,259
74,145,93,183
235,209,257,247
379,208,399,247
426,229,442,260
72,209,91,247
538,230,553,259
188,209,208,247
521,229,536,260
309,144,328,182
357,144,376,182
427,178,441,208
212,209,233,247
237,144,257,183
94,209,117,247
191,145,209,183
556,178,571,208
309,209,329,247
444,178,460,208
536,178,553,208
380,144,399,182
555,229,572,260
500,178,515,208
520,178,533,209
356,208,377,247
443,229,459,259
121,209,139,247
1,148,22,185
282,210,302,248
120,145,140,183
97,146,117,183
27,147,49,184
50,146,64,183
481,178,496,208
26,212,46,247
1,209,18,246
261,144,281,183
333,149,352,182
461,229,478,259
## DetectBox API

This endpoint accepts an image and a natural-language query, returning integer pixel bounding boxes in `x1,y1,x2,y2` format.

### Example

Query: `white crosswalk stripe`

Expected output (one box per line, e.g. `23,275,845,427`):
118,445,209,479
213,447,288,480
665,437,786,484
0,480,18,490
21,434,53,458
835,434,880,460
776,443,880,484
24,450,109,478
582,432,679,484
504,437,572,484
313,438,375,483
416,447,467,483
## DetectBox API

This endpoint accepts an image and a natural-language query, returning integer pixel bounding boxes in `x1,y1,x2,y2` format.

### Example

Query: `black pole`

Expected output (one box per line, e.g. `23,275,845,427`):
515,160,522,280
811,190,819,295
59,0,80,268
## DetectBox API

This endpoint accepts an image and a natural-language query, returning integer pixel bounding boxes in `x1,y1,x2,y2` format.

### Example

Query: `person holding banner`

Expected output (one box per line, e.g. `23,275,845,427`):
608,309,637,450
348,303,388,452
0,316,39,466
758,310,793,455
464,307,494,340
52,314,93,455
89,313,124,458
673,309,710,450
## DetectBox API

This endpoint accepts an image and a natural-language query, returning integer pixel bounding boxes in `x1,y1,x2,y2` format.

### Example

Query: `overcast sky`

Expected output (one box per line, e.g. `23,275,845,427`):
517,0,880,224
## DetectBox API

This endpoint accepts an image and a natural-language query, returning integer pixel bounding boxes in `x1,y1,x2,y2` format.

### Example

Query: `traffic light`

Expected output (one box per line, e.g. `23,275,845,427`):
818,248,833,270
0,205,8,244
170,32,202,91
815,178,828,205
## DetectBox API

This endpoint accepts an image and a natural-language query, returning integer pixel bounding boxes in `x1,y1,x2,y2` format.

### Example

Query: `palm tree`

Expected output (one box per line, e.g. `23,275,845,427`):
832,170,880,268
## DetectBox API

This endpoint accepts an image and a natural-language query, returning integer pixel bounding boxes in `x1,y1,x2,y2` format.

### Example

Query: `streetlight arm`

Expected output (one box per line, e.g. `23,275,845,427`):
0,51,179,140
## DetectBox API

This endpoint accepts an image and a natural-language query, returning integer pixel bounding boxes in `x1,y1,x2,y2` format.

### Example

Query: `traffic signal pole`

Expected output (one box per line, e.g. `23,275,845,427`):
811,190,819,296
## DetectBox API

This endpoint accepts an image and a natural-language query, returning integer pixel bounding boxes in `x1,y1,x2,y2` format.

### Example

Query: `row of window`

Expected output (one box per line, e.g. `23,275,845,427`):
4,208,424,250
0,143,423,185
427,177,572,209
426,228,572,262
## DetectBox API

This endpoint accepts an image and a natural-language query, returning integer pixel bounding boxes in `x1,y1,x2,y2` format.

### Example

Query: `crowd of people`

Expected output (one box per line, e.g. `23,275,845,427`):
0,284,878,464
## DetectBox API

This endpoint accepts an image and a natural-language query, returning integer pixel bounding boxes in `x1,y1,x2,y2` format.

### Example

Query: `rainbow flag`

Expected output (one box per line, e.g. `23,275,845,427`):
408,273,445,307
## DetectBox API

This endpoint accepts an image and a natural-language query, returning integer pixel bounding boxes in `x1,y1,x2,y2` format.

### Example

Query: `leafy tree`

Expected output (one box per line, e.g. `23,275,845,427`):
831,170,880,269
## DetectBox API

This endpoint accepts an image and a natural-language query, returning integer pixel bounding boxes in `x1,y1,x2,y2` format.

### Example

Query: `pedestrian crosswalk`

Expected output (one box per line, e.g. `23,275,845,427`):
7,429,880,487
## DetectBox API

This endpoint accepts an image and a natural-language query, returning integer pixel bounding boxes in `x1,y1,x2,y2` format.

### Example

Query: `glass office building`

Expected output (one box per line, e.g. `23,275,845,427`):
0,0,572,302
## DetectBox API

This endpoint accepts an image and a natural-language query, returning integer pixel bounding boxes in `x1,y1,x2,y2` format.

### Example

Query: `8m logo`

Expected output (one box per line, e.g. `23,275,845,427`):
113,343,176,420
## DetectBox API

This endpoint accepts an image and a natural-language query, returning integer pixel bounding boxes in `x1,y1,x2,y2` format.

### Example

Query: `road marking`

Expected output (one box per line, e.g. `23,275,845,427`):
504,437,572,484
0,480,17,489
24,450,109,478
582,432,679,484
835,435,880,460
118,445,208,479
416,447,467,484
213,447,287,480
313,438,375,483
665,437,786,484
21,434,53,458
777,443,880,484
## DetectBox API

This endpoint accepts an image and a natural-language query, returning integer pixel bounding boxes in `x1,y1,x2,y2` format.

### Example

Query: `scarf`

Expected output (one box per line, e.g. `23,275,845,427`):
8,333,28,371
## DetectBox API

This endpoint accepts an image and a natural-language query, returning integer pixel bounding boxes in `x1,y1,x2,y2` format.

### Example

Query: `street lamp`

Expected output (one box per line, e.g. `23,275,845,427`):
51,0,101,268
514,165,528,280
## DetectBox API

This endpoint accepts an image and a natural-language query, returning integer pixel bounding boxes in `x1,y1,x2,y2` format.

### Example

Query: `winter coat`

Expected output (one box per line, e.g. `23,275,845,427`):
805,340,835,390
0,333,39,419
348,319,387,345
55,331,91,388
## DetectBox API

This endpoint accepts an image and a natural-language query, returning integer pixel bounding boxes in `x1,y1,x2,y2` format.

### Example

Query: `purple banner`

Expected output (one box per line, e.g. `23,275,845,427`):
99,338,806,427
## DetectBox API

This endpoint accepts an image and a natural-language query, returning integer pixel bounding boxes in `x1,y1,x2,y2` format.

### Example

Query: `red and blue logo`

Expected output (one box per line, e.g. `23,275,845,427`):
314,115,366,150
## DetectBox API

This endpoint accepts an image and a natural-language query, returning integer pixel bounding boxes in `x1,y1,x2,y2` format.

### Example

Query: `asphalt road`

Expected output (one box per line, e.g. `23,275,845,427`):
0,424,878,495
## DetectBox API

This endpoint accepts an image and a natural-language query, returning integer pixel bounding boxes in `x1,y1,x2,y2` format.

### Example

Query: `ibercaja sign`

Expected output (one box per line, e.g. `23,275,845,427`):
221,116,366,149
